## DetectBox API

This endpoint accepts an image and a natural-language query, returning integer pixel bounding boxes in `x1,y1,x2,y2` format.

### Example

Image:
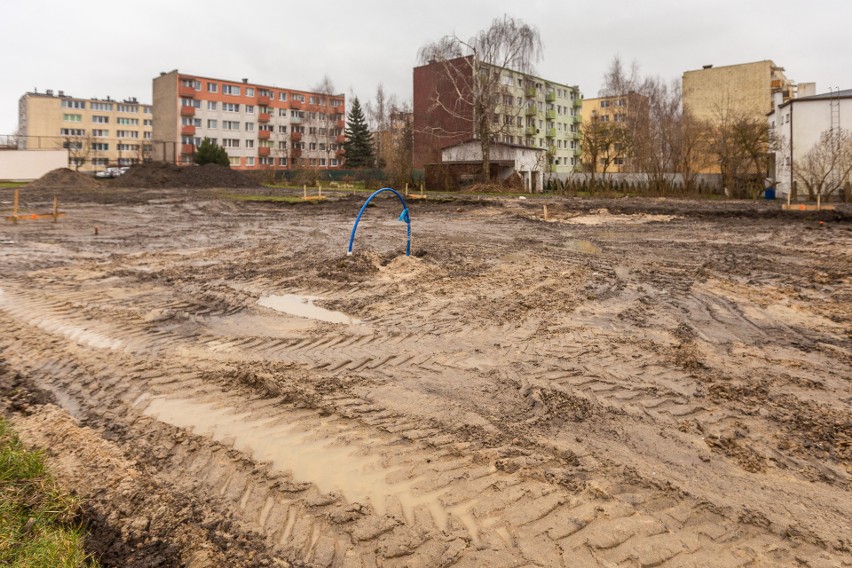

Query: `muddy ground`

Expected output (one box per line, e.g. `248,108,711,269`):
0,186,850,567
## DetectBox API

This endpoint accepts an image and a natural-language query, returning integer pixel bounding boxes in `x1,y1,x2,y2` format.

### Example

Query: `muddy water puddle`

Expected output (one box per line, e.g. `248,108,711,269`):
141,395,481,534
258,294,359,325
565,239,602,254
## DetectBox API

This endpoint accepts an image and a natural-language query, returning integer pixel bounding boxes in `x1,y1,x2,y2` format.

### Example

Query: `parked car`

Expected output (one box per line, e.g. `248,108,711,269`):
95,167,128,179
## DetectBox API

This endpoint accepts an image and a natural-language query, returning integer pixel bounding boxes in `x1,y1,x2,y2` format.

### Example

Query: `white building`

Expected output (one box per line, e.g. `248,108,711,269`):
441,141,547,192
769,88,852,199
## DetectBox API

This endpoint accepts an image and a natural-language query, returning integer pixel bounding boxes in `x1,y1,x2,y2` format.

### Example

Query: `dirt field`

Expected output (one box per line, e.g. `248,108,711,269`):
1,186,850,567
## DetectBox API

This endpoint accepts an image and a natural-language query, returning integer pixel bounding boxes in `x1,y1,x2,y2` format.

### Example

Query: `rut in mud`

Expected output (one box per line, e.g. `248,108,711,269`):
0,187,850,567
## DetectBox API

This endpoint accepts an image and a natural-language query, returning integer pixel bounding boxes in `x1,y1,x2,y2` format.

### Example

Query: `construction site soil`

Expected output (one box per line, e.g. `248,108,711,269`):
0,185,849,567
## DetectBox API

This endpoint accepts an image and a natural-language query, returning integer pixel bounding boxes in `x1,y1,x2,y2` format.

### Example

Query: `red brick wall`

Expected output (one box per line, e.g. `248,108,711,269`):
413,57,474,168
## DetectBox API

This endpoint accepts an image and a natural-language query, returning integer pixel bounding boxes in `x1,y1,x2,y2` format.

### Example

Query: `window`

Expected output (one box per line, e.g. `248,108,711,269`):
278,125,287,133
616,99,625,107
60,128,85,136
207,119,218,129
278,141,287,150
91,142,109,151
259,89,273,97
91,102,113,111
260,157,274,166
245,105,254,114
279,157,288,166
246,157,255,166
279,92,287,101
63,113,82,122
181,98,201,108
92,129,109,137
244,122,254,131
117,117,139,125
61,99,86,109
207,82,218,93
246,87,255,97
92,158,108,166
181,79,201,90
222,138,240,148
245,139,254,149
331,158,339,166
291,94,305,103
223,121,240,130
143,106,152,114
223,103,240,112
229,156,241,166
116,130,139,138
207,101,218,111
600,100,610,108
144,132,152,139
117,143,139,152
117,104,138,113
92,115,109,123
222,84,240,95
144,119,152,126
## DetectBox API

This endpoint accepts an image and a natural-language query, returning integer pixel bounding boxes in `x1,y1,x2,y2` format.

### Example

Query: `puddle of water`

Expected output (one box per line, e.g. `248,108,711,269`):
566,240,601,254
142,395,475,533
258,294,358,325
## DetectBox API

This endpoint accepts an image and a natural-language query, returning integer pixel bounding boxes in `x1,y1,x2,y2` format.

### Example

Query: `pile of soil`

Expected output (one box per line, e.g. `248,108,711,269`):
109,162,260,189
26,168,102,190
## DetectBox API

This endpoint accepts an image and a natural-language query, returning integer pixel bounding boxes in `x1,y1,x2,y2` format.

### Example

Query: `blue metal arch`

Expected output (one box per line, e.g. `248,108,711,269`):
347,188,411,257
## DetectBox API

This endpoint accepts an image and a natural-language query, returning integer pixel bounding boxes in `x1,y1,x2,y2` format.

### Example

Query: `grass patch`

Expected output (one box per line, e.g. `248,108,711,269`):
0,182,28,189
0,417,97,567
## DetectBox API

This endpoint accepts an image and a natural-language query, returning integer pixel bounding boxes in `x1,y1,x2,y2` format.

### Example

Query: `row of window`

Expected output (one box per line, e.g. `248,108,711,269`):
180,78,343,107
61,100,150,113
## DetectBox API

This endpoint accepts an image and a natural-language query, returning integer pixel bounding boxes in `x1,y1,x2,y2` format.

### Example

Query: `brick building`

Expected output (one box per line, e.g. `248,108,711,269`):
17,90,152,172
413,57,581,174
152,70,345,170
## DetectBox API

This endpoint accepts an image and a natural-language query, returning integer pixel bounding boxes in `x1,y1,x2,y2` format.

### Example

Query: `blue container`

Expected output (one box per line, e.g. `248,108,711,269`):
764,188,776,200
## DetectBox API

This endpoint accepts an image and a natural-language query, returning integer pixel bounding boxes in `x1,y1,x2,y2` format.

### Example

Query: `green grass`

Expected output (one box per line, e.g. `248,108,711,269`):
0,418,98,567
0,182,28,189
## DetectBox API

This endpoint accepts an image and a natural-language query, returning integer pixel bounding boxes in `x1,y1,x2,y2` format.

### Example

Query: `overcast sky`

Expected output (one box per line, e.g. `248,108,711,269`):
3,0,850,135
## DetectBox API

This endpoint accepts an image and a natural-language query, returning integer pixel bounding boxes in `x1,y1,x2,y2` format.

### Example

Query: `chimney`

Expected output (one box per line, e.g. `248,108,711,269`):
46,89,53,96
242,78,248,84
702,64,713,70
160,71,166,76
58,90,64,97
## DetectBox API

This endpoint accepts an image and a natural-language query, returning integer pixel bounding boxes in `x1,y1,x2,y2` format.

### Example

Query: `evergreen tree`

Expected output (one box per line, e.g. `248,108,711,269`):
343,98,374,168
194,137,230,167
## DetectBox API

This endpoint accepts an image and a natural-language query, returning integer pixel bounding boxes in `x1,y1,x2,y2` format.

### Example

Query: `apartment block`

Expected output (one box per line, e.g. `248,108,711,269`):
152,70,345,170
17,90,152,172
683,60,800,123
581,92,648,172
413,57,582,173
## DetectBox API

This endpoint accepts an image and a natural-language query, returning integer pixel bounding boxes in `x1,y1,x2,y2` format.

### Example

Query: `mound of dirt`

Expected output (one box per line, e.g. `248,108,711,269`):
26,168,102,190
109,162,260,189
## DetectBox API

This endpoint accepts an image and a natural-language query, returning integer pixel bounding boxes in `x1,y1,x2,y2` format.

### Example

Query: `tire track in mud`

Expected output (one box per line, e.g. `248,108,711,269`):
1,286,845,566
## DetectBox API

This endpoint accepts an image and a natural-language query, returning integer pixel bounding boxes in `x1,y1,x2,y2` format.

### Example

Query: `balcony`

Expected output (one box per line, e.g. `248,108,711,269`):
525,106,537,117
574,114,582,124
258,130,270,140
180,143,195,155
258,95,271,106
180,106,195,117
258,112,271,123
574,147,582,157
525,87,537,98
335,105,345,114
546,128,556,138
524,126,538,137
291,147,302,158
290,100,302,109
336,134,346,143
546,91,556,103
335,120,345,129
258,146,270,157
336,148,345,157
180,125,196,136
545,109,556,120
573,97,582,108
291,131,302,141
178,85,196,98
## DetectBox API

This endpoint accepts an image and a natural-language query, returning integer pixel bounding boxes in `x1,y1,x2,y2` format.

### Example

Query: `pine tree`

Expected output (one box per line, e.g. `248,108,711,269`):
194,137,230,167
342,98,374,168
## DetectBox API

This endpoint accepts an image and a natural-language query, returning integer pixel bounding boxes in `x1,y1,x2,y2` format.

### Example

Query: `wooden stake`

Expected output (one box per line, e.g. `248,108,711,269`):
53,195,59,223
303,184,307,199
12,189,18,224
817,194,821,211
543,204,548,221
318,185,322,197
405,182,409,196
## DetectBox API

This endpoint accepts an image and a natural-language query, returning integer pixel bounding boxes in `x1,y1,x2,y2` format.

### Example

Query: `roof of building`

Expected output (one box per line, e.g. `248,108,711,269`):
778,88,852,109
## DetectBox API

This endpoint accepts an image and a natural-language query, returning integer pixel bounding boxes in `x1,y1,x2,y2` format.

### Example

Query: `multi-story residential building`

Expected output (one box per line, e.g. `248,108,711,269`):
769,88,852,199
17,89,152,172
580,92,648,173
373,110,412,169
152,70,345,170
683,60,806,123
413,57,582,174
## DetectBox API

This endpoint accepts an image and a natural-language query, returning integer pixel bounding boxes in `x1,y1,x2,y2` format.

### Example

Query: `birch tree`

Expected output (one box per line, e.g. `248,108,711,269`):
417,15,542,182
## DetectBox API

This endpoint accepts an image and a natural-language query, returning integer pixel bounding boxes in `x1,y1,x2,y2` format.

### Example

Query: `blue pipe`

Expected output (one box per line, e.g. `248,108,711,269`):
348,187,411,256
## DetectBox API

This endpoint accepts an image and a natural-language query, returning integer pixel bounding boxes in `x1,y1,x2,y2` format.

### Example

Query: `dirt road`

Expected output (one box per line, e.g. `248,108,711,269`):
1,187,849,567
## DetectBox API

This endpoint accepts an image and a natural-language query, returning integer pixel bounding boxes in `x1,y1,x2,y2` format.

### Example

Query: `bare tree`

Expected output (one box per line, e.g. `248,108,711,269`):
59,133,93,171
706,105,770,198
310,75,344,173
580,117,631,190
794,128,852,200
417,15,542,181
365,84,401,168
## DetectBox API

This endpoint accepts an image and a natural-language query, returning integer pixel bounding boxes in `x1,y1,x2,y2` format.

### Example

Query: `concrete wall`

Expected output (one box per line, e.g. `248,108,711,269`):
0,150,68,181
